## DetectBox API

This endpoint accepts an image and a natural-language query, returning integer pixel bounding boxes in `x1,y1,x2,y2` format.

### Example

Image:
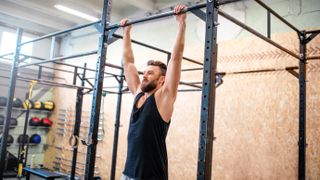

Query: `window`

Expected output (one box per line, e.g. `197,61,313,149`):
0,31,33,56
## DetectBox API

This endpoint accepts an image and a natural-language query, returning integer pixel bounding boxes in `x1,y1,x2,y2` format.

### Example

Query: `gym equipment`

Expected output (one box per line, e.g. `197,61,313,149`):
29,134,41,144
0,135,14,146
17,134,29,144
23,168,62,180
12,98,23,108
0,96,7,106
43,100,55,111
0,116,18,129
22,99,33,109
41,118,53,127
18,80,37,178
3,150,18,178
29,117,41,126
33,101,44,110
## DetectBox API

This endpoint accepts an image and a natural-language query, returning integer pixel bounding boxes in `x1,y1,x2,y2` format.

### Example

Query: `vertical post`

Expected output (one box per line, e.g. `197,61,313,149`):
50,36,56,59
71,64,86,180
110,71,124,180
0,28,23,178
84,0,112,179
298,31,306,180
197,0,218,180
38,66,42,79
267,11,271,38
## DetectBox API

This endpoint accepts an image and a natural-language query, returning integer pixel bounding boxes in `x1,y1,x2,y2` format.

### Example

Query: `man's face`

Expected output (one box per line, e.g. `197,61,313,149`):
141,66,164,92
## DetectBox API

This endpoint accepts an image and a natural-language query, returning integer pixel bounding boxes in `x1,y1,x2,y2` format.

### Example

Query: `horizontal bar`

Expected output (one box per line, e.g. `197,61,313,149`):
218,10,300,59
107,3,206,30
178,89,202,92
305,29,320,34
254,0,300,33
179,81,202,88
217,66,298,75
307,56,320,60
55,62,121,77
113,34,203,65
219,0,244,5
19,50,98,68
182,67,203,72
20,21,101,46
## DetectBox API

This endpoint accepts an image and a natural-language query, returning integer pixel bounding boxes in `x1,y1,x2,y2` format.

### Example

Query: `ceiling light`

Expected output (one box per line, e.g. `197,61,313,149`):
54,4,99,22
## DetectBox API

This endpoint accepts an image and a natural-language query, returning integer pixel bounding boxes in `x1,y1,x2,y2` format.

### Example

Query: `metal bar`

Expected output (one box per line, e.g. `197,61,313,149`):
298,31,307,180
254,0,300,34
178,89,202,92
267,11,271,38
182,67,203,72
55,62,120,77
50,36,56,59
110,69,124,180
20,21,101,46
0,28,22,178
37,66,42,79
305,29,320,34
73,67,78,85
218,0,244,5
113,34,203,65
85,0,111,179
307,56,320,60
197,1,218,179
71,64,86,180
218,10,300,59
180,81,202,89
107,3,206,31
19,50,98,68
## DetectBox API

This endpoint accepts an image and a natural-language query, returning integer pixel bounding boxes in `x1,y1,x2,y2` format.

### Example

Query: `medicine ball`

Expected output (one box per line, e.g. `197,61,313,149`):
0,134,14,146
29,117,41,126
9,118,18,129
43,100,55,111
33,101,44,110
12,98,23,108
29,134,41,144
17,134,29,144
41,118,53,127
0,96,7,106
22,99,33,109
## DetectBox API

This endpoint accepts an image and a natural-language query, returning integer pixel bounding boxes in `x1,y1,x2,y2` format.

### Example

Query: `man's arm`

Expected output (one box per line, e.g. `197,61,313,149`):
162,5,186,100
120,19,141,95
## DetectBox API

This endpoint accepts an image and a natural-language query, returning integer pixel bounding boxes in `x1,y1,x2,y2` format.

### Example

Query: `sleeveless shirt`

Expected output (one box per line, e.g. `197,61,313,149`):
123,92,170,180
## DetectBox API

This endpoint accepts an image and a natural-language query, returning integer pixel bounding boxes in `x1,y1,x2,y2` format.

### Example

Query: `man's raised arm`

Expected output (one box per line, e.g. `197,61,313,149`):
120,19,141,95
162,5,187,100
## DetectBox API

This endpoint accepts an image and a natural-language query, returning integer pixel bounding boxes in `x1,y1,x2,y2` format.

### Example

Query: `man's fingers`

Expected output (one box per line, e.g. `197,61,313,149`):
174,5,187,14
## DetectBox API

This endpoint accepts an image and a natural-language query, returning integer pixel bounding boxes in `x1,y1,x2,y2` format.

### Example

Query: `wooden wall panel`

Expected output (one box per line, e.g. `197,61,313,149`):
44,31,319,180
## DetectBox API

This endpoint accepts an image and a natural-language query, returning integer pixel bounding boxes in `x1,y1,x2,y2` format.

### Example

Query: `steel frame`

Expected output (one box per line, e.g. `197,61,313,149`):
0,0,319,179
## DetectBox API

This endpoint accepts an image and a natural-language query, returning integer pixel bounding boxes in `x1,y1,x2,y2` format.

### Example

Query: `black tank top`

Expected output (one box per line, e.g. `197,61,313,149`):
123,92,170,180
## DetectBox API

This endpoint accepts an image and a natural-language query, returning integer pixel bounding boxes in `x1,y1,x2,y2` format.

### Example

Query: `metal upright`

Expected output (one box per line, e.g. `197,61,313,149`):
84,0,112,179
197,0,219,179
71,64,87,179
110,69,124,180
0,28,22,178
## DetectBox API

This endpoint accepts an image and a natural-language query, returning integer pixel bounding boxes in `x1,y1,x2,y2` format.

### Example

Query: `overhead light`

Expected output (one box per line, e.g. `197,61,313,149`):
54,4,99,22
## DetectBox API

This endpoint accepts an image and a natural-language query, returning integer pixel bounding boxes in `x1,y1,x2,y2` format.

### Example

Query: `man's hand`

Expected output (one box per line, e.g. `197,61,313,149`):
174,5,187,23
120,18,132,34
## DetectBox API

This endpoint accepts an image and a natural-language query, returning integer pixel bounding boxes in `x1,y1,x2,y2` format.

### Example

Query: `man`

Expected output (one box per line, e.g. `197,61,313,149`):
120,4,187,180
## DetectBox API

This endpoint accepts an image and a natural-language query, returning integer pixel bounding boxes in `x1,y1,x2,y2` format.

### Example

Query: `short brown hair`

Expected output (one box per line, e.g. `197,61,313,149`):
147,60,167,76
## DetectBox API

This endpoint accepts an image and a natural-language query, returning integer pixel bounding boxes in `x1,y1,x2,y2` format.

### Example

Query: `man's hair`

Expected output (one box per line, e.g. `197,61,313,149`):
147,60,167,76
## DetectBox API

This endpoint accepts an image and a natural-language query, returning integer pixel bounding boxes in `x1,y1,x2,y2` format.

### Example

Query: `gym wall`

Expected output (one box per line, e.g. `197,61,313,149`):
41,1,320,179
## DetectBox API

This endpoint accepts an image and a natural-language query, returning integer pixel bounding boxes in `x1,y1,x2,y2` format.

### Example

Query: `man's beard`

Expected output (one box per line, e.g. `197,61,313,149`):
141,80,157,92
